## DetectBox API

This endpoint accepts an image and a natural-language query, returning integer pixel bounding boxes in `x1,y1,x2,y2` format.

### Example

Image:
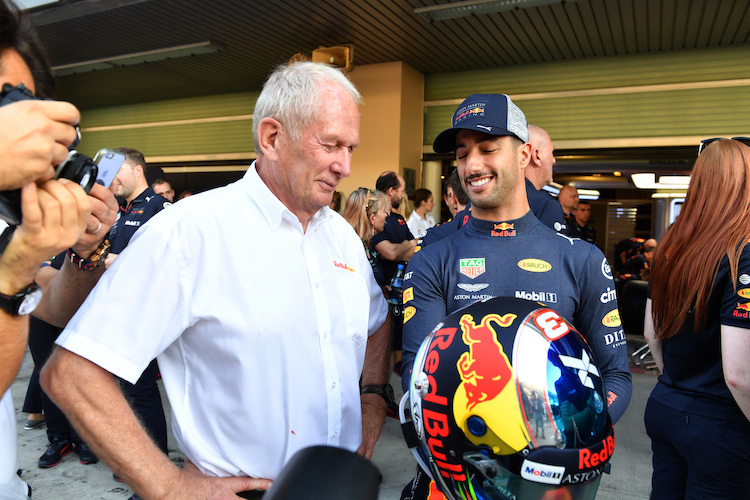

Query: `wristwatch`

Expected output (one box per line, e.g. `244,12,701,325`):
0,282,42,316
360,384,396,406
67,238,111,270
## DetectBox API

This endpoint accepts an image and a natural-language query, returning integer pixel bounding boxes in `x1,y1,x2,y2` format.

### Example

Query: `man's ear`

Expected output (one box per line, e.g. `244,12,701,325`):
518,142,533,169
257,117,283,161
528,145,541,168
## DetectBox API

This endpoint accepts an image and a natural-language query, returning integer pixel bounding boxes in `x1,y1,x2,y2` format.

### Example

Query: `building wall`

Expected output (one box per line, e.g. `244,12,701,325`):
423,45,750,151
76,61,425,205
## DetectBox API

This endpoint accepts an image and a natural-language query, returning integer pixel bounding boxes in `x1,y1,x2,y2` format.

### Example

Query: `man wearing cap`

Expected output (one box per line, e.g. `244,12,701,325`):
399,94,631,500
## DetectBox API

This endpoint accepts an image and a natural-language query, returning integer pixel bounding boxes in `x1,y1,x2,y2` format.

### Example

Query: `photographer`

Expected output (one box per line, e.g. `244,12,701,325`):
1,0,118,496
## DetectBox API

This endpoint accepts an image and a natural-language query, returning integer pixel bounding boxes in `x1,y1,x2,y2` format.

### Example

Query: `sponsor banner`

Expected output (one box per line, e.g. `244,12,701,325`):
403,306,416,323
602,309,621,327
517,259,552,273
403,287,414,304
515,290,558,303
460,258,485,279
600,287,617,304
521,460,565,485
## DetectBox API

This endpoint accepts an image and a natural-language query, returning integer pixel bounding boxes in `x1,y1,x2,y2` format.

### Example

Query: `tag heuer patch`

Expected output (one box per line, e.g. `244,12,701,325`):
460,258,485,279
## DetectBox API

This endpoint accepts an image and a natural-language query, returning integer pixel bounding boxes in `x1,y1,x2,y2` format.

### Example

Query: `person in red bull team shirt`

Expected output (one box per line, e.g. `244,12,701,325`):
399,93,631,500
644,138,750,498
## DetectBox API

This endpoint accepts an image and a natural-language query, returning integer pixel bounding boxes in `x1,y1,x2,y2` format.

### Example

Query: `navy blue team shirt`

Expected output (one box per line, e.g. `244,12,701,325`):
525,178,566,233
401,210,632,423
370,211,414,281
109,187,171,254
650,244,750,425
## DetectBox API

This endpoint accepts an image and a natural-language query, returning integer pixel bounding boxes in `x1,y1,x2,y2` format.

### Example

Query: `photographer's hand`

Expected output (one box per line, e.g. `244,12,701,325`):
0,179,89,391
0,100,80,190
0,179,90,293
71,182,118,256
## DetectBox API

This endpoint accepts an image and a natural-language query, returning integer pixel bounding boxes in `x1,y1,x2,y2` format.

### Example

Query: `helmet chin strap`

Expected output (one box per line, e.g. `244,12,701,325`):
399,392,436,483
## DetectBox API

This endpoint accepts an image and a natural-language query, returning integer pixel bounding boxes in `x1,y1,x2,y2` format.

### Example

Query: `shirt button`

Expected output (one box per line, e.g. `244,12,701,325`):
331,382,336,389
332,432,338,439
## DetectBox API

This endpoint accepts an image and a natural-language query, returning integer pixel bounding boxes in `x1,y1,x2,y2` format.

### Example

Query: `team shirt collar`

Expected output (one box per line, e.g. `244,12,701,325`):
464,210,540,238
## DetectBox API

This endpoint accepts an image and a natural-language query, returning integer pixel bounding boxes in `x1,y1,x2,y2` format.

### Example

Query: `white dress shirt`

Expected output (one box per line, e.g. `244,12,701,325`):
0,389,29,498
407,211,436,238
57,163,388,480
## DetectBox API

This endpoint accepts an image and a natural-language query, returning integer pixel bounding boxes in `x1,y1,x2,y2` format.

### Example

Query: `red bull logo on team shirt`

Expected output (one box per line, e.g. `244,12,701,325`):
734,302,750,318
492,222,516,237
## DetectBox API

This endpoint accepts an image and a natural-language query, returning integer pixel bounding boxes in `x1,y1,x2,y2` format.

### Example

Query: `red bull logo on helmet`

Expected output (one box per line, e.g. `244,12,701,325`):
452,311,531,455
457,313,516,411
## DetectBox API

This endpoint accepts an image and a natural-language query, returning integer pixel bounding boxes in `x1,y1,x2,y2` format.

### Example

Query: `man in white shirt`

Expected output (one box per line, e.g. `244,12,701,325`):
42,61,392,499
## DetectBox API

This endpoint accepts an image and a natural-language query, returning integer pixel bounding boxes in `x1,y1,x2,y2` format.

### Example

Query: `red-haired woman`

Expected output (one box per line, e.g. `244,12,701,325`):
644,138,750,498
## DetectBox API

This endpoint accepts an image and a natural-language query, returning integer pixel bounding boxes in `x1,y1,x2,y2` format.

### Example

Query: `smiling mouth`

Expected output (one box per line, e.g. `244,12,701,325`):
466,175,494,188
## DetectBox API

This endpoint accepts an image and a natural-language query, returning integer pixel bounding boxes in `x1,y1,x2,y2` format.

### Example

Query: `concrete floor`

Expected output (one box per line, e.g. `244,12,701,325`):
11,342,657,499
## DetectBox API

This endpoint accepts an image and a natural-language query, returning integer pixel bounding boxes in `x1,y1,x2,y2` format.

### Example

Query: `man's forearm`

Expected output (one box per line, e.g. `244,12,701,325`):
33,259,105,327
358,316,391,459
361,316,391,387
375,239,416,263
42,347,181,499
0,313,28,393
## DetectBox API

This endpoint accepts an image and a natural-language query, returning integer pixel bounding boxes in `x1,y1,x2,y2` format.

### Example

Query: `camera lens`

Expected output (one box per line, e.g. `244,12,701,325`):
56,152,98,194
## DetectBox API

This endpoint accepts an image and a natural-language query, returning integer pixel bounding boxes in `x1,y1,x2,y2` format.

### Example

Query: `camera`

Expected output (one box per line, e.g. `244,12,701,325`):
0,82,99,227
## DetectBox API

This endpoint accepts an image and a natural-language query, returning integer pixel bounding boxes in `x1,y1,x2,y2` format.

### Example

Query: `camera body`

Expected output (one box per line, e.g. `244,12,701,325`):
0,83,99,226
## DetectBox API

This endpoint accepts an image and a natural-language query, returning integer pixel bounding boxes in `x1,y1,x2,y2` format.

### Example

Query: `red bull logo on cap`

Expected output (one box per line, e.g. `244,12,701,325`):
454,105,486,124
457,313,516,410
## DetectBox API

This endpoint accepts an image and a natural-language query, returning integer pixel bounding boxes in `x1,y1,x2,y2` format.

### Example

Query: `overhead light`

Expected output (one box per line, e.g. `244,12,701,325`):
577,189,600,201
16,0,57,8
652,192,687,199
52,41,223,76
541,184,599,200
631,173,690,190
414,0,574,21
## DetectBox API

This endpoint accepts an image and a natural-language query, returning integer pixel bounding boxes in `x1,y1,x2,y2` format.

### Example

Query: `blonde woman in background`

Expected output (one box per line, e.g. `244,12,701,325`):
344,188,390,290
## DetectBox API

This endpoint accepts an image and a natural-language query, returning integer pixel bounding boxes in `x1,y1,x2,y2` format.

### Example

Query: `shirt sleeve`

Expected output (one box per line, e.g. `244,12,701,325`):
572,246,633,423
400,248,448,393
721,244,750,328
56,223,189,383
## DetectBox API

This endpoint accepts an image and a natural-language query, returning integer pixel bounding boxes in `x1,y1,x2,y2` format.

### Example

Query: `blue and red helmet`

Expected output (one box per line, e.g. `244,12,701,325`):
400,297,615,500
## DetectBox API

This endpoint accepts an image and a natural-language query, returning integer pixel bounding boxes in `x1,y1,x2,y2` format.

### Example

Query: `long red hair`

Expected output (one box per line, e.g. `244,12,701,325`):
651,139,750,339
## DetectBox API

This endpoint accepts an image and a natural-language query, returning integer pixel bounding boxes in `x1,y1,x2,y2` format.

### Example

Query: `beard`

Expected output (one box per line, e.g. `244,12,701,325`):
464,168,519,210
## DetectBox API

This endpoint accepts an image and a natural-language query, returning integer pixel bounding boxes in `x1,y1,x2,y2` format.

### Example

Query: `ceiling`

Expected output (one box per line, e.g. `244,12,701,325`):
26,0,750,192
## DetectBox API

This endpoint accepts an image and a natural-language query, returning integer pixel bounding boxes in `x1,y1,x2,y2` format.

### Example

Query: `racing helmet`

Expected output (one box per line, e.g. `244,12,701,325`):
400,297,615,500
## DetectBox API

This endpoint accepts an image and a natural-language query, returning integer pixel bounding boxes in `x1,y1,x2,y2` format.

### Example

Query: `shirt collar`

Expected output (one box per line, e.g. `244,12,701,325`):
464,210,540,238
244,162,331,232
